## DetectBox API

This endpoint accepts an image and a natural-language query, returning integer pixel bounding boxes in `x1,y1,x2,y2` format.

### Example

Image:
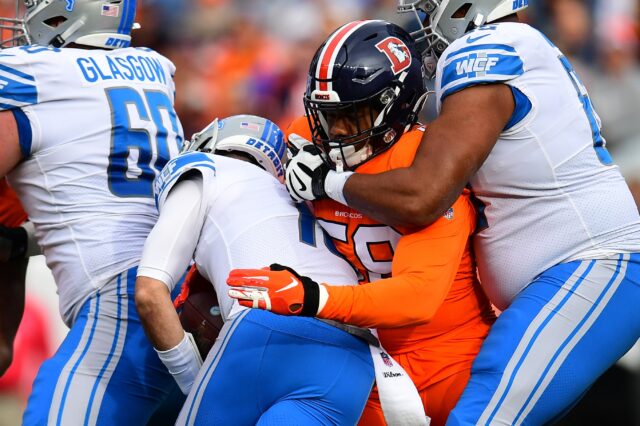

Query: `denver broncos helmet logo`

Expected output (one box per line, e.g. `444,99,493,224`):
375,37,412,75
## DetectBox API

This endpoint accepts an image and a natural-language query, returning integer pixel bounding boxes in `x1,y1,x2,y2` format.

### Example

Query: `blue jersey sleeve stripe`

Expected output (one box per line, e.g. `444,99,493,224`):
154,162,216,209
0,79,37,105
154,152,216,208
11,108,32,158
445,43,516,60
504,86,532,131
0,63,35,82
441,53,524,89
169,152,215,174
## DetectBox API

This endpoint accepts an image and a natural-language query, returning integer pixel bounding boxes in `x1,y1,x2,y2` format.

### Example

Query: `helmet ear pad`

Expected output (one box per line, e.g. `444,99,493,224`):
304,20,427,171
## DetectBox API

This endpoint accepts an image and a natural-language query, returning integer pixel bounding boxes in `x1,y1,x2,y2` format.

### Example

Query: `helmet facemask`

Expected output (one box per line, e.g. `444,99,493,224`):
399,1,483,78
398,0,448,78
0,1,28,48
305,80,419,173
398,0,529,78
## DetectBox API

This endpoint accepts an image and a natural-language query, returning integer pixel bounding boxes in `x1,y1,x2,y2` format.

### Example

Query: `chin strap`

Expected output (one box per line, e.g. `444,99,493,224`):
51,18,86,47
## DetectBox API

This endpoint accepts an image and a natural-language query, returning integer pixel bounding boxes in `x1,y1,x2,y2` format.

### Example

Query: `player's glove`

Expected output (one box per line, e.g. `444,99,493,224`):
286,133,312,158
285,143,331,203
227,263,323,316
0,225,28,263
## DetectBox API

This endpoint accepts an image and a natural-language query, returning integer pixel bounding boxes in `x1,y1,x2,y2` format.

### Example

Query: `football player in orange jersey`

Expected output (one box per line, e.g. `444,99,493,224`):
227,20,496,426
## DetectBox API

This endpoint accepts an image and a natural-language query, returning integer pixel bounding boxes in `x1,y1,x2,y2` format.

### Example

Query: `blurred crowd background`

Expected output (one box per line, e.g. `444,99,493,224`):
131,0,640,208
0,0,639,425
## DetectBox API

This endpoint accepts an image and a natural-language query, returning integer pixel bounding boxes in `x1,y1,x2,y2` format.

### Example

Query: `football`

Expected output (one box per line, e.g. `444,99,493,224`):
177,267,224,359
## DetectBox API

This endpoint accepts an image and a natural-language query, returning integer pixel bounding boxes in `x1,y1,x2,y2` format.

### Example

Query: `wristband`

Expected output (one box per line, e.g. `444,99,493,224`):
317,284,329,315
155,332,203,395
324,170,353,206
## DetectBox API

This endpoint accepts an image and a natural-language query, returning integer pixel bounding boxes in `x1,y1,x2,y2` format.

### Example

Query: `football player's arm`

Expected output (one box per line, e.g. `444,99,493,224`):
0,258,27,376
0,111,22,178
343,84,513,228
136,174,205,392
135,175,206,393
135,175,204,350
318,197,474,328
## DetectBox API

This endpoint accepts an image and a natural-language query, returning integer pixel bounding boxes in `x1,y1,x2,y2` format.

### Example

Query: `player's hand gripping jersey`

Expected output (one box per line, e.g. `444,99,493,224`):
0,46,182,325
436,23,640,309
287,116,496,425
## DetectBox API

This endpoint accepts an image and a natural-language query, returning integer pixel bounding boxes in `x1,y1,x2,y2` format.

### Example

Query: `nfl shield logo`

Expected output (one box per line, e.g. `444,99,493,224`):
380,352,393,367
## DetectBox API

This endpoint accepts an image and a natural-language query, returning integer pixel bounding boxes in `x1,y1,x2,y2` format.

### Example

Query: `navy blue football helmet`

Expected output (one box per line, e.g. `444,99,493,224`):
304,20,427,171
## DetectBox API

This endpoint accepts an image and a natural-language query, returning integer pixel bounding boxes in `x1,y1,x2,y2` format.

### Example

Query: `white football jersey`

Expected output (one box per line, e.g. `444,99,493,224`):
436,23,640,310
1,46,183,324
153,152,359,322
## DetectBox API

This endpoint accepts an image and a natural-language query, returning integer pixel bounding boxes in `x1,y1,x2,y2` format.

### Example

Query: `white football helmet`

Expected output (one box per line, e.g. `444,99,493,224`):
398,0,528,75
183,115,287,183
1,0,138,49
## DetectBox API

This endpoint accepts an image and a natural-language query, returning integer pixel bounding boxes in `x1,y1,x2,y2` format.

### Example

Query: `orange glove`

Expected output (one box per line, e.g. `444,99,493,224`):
227,264,321,316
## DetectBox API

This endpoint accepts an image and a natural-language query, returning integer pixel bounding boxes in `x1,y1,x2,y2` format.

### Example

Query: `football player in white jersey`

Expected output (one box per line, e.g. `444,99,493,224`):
0,1,185,424
135,114,376,425
281,1,640,424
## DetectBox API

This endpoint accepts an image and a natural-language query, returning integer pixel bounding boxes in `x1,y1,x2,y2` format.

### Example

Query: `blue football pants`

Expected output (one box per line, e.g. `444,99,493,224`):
177,309,375,426
23,267,185,426
448,253,640,425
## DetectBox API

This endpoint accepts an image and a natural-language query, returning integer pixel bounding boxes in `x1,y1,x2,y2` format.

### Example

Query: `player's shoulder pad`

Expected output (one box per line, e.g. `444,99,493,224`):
436,23,525,103
0,46,55,111
153,151,216,209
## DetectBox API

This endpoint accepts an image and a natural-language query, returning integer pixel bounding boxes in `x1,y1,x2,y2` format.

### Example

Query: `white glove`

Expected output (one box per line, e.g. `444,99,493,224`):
285,144,330,202
287,133,313,158
285,134,355,205
155,332,203,395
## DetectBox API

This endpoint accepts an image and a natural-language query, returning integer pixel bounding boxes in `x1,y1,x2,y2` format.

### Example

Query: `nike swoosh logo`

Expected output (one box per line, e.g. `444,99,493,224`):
466,34,490,44
276,278,299,293
292,170,307,192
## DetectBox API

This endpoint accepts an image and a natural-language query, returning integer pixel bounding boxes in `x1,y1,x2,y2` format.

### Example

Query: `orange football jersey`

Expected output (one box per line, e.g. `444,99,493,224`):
0,179,27,227
286,116,495,387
